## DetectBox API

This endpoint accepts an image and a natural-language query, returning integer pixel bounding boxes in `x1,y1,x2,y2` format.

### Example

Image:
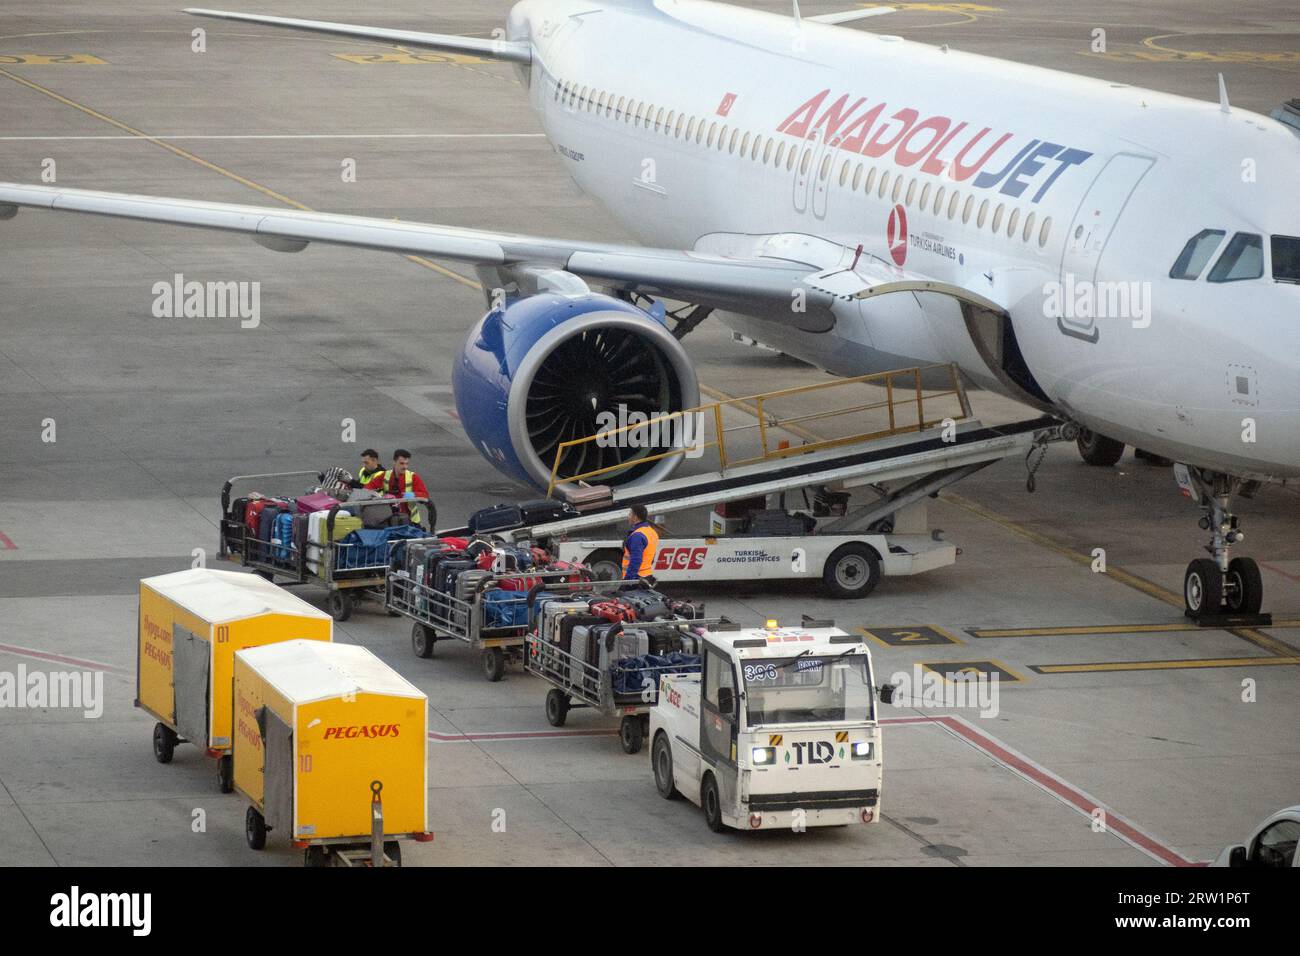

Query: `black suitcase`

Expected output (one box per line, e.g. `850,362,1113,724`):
618,588,672,621
435,559,474,593
556,613,602,655
467,503,524,534
424,549,468,588
518,498,579,525
667,598,705,620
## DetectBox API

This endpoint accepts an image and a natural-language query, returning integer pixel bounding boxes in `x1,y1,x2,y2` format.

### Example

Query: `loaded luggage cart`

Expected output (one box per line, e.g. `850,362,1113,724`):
218,470,435,622
232,640,433,867
386,536,591,682
522,580,716,754
136,568,332,792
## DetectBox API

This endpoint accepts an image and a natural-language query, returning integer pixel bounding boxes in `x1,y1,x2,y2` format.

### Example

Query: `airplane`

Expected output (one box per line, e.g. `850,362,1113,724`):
1,0,1297,622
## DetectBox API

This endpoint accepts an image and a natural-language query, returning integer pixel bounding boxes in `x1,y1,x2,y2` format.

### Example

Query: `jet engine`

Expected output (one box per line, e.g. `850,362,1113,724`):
453,292,700,489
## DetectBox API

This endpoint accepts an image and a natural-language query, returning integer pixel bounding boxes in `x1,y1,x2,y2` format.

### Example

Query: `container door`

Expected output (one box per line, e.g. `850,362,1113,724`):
262,709,294,833
171,625,209,745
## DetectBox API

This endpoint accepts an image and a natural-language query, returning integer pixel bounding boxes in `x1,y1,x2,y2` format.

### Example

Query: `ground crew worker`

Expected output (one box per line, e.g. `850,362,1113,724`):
621,503,660,581
361,449,431,528
357,448,384,486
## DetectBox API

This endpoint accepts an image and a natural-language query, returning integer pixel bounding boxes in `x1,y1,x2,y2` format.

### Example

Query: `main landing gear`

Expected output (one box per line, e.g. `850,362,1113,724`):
1179,468,1267,622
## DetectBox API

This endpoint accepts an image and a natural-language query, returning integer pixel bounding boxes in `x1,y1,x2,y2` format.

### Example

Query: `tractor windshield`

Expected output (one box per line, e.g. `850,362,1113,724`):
742,654,875,726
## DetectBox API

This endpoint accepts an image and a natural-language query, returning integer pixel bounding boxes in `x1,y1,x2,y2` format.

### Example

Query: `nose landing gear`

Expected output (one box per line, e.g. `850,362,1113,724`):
1178,468,1268,623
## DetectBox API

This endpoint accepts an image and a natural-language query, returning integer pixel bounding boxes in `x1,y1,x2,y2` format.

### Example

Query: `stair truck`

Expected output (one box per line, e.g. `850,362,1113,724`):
649,619,884,832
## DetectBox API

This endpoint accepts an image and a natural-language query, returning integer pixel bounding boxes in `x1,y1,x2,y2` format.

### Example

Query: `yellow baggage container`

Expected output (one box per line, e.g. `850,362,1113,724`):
137,568,332,791
232,640,430,866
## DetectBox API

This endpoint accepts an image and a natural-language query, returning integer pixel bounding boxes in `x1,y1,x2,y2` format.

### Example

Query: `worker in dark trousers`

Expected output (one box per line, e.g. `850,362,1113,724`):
359,449,431,528
357,448,384,486
621,503,660,582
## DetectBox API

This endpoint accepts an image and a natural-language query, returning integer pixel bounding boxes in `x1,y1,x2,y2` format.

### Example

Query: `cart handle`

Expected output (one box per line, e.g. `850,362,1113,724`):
221,470,326,514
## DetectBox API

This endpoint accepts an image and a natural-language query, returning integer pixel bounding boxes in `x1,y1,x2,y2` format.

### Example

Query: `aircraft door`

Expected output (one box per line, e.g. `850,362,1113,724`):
792,127,828,215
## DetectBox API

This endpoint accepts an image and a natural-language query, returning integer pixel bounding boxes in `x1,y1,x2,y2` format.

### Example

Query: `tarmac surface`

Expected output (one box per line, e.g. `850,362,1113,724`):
0,0,1298,866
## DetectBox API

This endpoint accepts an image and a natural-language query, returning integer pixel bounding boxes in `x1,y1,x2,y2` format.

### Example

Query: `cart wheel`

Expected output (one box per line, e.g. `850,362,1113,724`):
652,732,681,800
411,623,436,659
304,846,330,867
822,543,881,600
482,647,505,682
245,806,267,850
701,773,726,833
619,715,645,755
217,754,234,794
152,723,177,764
545,689,570,727
383,840,403,868
327,591,354,622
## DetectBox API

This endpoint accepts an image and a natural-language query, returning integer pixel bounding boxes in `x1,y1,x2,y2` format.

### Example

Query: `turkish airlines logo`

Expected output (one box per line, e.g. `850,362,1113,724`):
716,92,737,117
887,204,908,266
654,546,708,571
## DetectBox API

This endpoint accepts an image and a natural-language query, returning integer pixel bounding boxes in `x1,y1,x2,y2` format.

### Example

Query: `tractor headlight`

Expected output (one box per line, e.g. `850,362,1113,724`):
751,746,776,766
851,741,873,760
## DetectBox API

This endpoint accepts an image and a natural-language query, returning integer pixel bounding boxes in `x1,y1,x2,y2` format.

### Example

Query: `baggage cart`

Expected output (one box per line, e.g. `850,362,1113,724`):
386,564,592,682
219,470,436,622
521,581,725,754
232,640,433,867
136,568,332,792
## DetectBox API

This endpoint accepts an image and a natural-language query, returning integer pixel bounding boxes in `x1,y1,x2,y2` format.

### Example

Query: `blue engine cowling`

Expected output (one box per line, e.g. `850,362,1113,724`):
453,292,700,489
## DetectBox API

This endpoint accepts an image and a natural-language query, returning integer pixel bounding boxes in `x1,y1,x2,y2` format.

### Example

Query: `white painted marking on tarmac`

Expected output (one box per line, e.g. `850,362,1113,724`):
376,385,474,447
0,133,547,141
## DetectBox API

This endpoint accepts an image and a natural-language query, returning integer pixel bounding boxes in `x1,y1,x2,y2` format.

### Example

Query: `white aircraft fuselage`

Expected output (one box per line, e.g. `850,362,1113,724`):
510,0,1300,481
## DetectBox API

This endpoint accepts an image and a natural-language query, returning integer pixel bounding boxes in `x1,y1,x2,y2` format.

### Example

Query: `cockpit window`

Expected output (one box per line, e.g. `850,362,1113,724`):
1272,235,1300,284
1207,232,1264,283
1169,229,1225,280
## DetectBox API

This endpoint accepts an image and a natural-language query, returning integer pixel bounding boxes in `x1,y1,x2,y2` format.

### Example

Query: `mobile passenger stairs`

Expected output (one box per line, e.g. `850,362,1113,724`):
444,364,1070,598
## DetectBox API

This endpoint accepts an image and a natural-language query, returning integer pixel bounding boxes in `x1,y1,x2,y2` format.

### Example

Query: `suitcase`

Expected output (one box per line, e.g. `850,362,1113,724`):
667,598,705,621
519,498,579,526
612,627,651,661
530,546,552,566
542,560,586,584
439,536,469,551
466,503,524,534
307,512,364,573
456,569,492,603
649,629,684,656
272,511,295,564
589,600,636,624
557,484,613,512
543,603,595,645
435,559,474,594
246,499,274,535
228,496,253,525
743,509,817,536
554,612,601,653
425,549,468,588
617,589,672,621
258,504,285,543
497,573,540,593
296,491,340,514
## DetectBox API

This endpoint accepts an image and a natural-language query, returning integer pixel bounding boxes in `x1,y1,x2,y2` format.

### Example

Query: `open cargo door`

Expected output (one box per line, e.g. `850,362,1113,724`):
262,709,295,834
172,625,209,744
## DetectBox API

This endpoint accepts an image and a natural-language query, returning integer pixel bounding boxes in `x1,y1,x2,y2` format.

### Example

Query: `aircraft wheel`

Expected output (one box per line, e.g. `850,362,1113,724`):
1184,559,1223,618
1225,557,1263,616
1077,429,1125,466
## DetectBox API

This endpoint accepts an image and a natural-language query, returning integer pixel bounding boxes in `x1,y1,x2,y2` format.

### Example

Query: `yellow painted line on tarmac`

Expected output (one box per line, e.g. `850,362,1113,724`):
1032,656,1300,675
972,620,1300,639
0,54,106,65
0,66,482,292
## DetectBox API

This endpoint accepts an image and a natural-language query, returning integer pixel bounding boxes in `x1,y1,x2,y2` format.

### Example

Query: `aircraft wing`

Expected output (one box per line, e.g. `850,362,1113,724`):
182,8,531,64
0,183,826,317
807,6,900,25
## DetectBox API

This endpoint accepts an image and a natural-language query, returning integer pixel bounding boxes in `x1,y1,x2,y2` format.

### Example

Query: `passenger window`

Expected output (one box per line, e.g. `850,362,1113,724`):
948,190,960,220
1039,216,1052,247
1007,208,1020,238
852,163,862,190
1271,235,1300,284
865,167,877,195
932,186,944,216
962,195,973,224
992,203,1005,233
1023,211,1036,243
1207,232,1264,282
892,176,903,203
1252,820,1300,868
1169,229,1226,280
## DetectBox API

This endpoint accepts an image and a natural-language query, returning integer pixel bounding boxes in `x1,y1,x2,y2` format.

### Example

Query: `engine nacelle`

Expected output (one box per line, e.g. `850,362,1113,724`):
453,293,700,489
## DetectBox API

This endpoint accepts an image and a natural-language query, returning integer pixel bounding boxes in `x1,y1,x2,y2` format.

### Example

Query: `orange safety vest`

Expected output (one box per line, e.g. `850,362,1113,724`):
621,522,660,578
